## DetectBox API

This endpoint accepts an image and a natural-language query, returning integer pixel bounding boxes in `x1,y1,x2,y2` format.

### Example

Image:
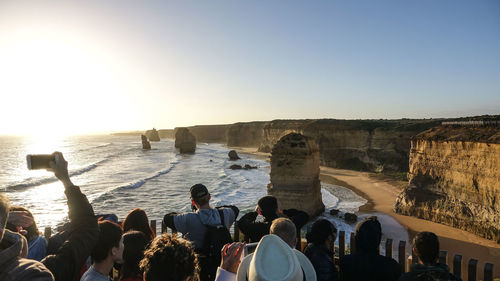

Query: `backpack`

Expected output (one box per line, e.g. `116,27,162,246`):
199,209,233,281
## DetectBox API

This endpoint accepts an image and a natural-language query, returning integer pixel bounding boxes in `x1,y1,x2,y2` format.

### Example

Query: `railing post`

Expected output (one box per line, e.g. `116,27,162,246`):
161,221,166,233
150,220,156,236
453,254,462,278
339,231,345,258
484,263,493,281
467,259,477,281
350,232,356,254
385,239,393,258
398,241,406,273
438,250,448,265
44,227,52,239
233,223,240,242
296,230,301,250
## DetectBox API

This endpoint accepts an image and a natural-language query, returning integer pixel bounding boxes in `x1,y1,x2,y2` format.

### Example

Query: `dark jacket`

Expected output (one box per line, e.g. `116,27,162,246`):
339,252,401,281
42,186,99,281
237,209,309,243
399,263,462,281
304,243,339,281
0,230,54,281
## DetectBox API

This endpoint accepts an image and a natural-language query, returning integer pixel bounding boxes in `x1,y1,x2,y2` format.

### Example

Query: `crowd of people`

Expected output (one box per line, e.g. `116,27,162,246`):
0,152,463,281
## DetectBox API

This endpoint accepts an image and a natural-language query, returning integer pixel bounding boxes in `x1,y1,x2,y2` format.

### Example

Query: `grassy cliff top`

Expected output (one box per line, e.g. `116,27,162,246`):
414,125,500,144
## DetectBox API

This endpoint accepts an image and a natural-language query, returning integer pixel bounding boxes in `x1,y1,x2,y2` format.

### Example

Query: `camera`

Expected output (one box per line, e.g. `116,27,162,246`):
26,154,56,170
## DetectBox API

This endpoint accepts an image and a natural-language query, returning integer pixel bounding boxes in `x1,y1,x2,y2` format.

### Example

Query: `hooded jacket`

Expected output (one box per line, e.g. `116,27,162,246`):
399,263,462,281
0,229,54,281
163,205,239,249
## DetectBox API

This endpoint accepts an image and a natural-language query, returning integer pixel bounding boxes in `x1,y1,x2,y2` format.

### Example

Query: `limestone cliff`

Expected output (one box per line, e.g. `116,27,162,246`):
268,133,325,218
394,125,500,242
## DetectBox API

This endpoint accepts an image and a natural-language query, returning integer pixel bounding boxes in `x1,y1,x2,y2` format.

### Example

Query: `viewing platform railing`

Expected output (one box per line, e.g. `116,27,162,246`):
43,220,496,281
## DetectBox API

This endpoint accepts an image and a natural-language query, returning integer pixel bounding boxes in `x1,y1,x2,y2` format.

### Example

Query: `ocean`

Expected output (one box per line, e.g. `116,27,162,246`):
0,135,408,250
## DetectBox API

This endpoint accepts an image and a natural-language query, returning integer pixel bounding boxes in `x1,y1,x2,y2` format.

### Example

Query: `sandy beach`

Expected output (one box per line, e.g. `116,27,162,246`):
234,147,500,279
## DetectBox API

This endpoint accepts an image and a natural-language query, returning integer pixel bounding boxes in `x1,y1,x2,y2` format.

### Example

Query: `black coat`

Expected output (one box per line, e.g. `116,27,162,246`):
339,252,401,281
237,209,309,243
304,243,339,281
42,186,99,281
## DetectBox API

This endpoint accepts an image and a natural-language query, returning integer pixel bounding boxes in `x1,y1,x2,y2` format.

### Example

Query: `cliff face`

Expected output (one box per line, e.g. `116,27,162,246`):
185,125,229,143
226,122,267,147
258,120,440,172
395,126,500,242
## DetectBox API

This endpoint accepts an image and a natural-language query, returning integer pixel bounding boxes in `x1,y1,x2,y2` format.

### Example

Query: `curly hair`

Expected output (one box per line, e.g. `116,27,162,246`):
140,233,199,281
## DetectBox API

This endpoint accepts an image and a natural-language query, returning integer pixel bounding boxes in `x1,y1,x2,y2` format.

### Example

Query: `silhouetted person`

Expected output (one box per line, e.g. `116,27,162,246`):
122,208,155,244
237,195,308,243
304,219,339,281
6,206,47,261
120,231,147,281
0,193,54,280
339,216,401,281
140,234,199,281
399,232,461,281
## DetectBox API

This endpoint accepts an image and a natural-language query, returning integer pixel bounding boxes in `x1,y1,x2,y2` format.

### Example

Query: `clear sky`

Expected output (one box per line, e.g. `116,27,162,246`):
1,0,499,135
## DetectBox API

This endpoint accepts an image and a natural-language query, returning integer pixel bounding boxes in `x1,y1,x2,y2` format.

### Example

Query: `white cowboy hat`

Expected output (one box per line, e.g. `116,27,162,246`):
236,234,317,281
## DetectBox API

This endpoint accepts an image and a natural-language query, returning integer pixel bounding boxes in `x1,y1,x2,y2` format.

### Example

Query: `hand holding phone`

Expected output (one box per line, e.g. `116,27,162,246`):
26,154,55,170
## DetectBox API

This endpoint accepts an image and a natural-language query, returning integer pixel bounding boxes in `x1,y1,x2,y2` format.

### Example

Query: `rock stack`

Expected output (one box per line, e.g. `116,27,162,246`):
228,150,240,160
267,133,325,218
141,135,151,150
145,128,160,141
175,128,196,154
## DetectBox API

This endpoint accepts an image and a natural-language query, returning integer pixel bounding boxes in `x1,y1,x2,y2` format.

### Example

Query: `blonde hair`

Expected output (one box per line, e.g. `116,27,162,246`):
270,217,296,247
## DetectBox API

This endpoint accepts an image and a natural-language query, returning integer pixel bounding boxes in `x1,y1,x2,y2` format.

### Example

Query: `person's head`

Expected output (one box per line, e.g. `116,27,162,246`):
140,233,199,281
257,195,278,219
120,231,148,280
270,218,297,248
354,216,382,253
413,231,440,265
6,206,39,240
122,208,155,242
190,184,211,208
0,193,10,241
92,220,124,264
306,219,337,247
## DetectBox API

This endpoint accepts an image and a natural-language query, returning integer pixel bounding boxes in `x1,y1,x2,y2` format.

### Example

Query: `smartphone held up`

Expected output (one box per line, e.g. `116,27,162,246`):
26,154,57,170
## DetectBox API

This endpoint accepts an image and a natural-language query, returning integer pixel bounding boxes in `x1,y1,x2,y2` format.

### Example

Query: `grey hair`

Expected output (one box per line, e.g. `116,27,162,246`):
0,193,10,241
270,217,296,247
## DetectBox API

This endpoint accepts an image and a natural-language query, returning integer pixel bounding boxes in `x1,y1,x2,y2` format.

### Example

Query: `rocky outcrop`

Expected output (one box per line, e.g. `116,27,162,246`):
141,135,151,150
229,164,257,170
268,133,325,218
175,128,196,154
394,125,500,242
145,128,160,141
228,150,240,160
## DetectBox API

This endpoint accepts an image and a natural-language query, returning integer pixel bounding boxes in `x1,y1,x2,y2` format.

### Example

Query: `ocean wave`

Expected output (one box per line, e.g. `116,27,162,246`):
76,143,112,153
118,164,177,190
4,159,107,191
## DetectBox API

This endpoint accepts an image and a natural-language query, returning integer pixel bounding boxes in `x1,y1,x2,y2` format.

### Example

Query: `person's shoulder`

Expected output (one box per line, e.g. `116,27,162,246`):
12,258,54,281
398,272,413,281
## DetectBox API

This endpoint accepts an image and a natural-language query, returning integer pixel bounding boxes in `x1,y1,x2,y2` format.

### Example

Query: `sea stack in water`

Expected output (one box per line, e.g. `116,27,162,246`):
175,127,196,154
141,135,151,150
267,133,325,218
145,128,160,141
394,124,500,242
228,150,240,160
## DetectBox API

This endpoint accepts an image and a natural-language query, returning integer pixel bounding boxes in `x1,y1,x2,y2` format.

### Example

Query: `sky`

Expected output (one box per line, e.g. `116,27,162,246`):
0,0,499,136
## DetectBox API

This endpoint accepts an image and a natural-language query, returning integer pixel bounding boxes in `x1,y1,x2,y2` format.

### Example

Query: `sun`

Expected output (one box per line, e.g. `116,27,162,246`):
0,26,140,137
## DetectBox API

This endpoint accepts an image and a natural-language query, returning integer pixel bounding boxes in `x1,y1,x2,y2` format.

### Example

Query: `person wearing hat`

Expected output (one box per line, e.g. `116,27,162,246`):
162,184,239,280
215,219,316,281
339,216,401,281
238,234,316,281
237,195,309,243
